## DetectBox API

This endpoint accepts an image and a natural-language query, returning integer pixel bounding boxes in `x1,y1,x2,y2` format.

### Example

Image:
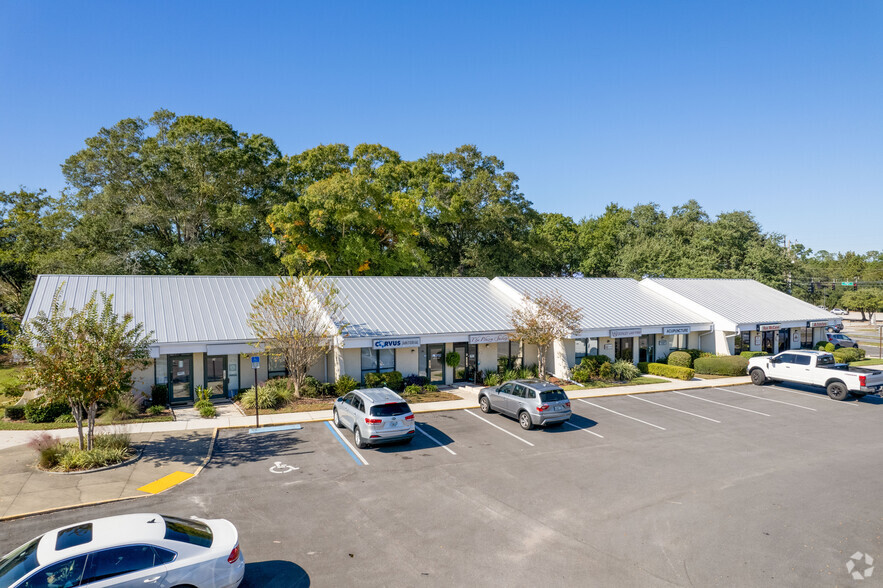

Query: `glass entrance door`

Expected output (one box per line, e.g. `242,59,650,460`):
453,344,476,383
206,355,227,400
168,355,193,405
614,337,634,362
638,335,651,363
778,328,790,353
427,344,445,384
761,331,775,354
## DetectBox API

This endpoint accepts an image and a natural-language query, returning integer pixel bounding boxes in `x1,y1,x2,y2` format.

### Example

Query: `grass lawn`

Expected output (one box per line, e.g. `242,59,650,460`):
0,414,175,430
561,377,667,391
239,389,463,415
851,358,883,366
0,365,22,388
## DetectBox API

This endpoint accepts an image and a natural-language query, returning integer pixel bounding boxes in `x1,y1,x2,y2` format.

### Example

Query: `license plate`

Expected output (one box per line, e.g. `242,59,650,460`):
554,406,562,411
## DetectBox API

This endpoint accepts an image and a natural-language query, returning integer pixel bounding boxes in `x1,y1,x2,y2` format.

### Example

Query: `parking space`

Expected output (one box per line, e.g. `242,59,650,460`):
4,382,882,586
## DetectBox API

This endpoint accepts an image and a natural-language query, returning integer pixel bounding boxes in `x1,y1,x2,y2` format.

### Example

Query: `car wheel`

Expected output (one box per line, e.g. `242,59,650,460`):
826,381,849,401
354,426,367,449
518,411,533,430
853,344,858,349
332,408,342,428
479,396,492,413
750,369,767,386
835,344,842,350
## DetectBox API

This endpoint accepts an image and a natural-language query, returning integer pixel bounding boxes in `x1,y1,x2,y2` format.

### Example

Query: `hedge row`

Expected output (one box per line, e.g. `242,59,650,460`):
832,347,866,363
647,363,694,380
739,351,769,359
693,356,749,376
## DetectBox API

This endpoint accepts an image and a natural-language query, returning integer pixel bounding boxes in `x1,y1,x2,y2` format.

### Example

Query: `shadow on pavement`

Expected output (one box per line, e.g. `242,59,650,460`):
210,431,312,468
136,432,213,470
371,422,455,454
242,560,309,587
770,381,883,405
542,413,601,434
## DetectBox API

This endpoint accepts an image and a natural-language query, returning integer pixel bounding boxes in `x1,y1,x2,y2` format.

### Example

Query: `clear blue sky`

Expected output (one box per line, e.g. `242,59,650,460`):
1,1,881,254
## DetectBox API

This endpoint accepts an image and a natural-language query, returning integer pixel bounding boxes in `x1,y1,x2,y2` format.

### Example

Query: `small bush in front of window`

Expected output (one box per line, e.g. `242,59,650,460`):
667,351,693,368
335,375,358,396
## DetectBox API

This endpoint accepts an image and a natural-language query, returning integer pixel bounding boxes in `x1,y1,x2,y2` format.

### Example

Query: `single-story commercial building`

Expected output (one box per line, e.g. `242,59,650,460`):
23,275,522,404
489,277,715,378
640,278,840,355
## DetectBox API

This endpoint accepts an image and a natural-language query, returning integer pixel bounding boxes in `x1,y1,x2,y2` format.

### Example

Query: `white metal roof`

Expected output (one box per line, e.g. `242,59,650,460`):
641,278,837,327
24,275,518,345
491,277,712,331
24,275,279,345
331,276,516,339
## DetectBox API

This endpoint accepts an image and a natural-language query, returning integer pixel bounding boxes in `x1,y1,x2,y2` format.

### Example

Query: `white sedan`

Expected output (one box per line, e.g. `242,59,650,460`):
0,513,244,588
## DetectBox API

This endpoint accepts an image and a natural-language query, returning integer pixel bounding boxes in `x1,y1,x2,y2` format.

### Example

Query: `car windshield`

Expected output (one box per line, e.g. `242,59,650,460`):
370,402,410,417
0,536,41,588
817,354,835,366
539,390,568,402
162,516,213,548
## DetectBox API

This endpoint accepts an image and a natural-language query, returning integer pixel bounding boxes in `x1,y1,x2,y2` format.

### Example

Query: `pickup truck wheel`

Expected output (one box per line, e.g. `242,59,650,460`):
826,381,849,401
750,369,767,386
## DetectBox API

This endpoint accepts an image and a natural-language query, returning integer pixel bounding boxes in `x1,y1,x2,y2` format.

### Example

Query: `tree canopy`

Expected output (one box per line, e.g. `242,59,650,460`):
3,109,881,321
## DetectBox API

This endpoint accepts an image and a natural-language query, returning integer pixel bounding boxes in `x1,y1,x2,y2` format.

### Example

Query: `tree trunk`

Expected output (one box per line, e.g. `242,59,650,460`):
538,344,547,381
86,402,98,450
70,400,85,450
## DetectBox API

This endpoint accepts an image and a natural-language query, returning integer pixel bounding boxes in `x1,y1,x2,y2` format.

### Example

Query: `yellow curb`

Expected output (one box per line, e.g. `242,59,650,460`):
138,471,194,494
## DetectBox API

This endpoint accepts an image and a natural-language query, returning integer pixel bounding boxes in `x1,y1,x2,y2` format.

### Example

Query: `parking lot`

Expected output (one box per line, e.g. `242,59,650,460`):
3,383,882,586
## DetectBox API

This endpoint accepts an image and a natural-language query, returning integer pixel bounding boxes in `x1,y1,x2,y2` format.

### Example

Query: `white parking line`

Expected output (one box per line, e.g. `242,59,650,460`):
767,385,858,405
674,391,771,417
713,387,816,411
629,395,721,423
578,399,666,431
464,410,535,447
415,424,457,455
563,421,604,438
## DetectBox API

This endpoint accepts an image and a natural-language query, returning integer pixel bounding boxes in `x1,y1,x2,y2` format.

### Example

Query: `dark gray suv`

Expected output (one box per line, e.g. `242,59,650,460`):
478,379,572,430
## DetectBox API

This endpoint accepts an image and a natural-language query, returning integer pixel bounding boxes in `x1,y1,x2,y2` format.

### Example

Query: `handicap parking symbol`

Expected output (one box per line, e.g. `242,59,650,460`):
269,461,299,474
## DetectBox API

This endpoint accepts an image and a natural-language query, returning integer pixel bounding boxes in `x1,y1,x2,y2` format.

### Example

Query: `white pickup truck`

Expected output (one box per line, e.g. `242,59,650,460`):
748,350,883,400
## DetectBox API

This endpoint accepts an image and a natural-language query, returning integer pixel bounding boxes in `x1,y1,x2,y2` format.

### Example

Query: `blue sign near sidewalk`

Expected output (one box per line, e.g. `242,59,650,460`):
251,355,260,369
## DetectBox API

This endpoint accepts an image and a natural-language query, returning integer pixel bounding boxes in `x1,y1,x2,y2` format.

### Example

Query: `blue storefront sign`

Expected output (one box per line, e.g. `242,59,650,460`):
372,337,421,349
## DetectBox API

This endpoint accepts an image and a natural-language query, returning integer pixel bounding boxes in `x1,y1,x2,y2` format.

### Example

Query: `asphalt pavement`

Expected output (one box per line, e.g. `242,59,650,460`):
2,381,880,587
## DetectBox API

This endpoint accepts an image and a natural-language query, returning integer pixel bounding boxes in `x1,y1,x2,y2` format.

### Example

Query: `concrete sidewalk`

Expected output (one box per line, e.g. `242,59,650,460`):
0,376,751,450
0,430,214,520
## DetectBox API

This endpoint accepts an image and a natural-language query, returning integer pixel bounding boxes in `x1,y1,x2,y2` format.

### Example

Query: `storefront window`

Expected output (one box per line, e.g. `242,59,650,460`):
268,354,287,379
670,334,687,351
498,341,523,371
799,327,813,349
734,332,751,354
575,338,599,364
361,348,396,383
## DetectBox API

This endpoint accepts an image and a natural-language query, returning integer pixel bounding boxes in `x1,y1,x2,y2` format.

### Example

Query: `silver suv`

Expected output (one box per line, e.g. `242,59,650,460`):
478,379,572,430
332,387,415,448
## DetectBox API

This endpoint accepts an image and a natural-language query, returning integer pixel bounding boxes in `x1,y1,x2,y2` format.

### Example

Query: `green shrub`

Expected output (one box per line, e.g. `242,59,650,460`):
497,356,511,372
4,405,25,420
27,432,61,469
147,404,165,416
112,394,141,420
667,351,692,368
423,384,439,393
364,372,384,388
647,363,695,380
617,348,633,363
151,384,168,407
502,369,519,383
685,349,704,362
656,355,668,364
25,399,70,423
445,352,461,368
239,386,284,410
571,366,592,384
636,361,649,374
815,341,827,350
825,342,836,352
832,347,865,363
611,360,641,381
403,374,427,387
740,351,769,359
524,364,539,378
195,386,212,403
196,401,216,418
335,375,358,395
0,382,24,397
694,356,749,376
54,413,75,423
598,362,613,380
30,431,131,471
483,372,501,387
384,371,404,391
299,376,321,398
403,384,422,397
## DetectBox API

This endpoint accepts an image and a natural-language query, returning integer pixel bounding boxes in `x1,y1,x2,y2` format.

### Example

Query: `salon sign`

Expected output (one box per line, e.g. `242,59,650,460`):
758,324,781,332
372,337,421,349
609,328,642,339
808,321,828,328
468,333,511,344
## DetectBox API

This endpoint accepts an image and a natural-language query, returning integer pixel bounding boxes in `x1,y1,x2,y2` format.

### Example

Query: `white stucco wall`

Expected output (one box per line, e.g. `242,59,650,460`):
131,361,154,401
478,343,498,376
395,347,419,378
598,337,615,362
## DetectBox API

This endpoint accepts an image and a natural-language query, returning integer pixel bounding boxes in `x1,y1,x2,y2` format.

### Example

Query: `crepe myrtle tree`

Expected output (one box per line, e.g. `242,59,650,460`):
15,285,154,450
248,273,346,398
510,290,583,380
